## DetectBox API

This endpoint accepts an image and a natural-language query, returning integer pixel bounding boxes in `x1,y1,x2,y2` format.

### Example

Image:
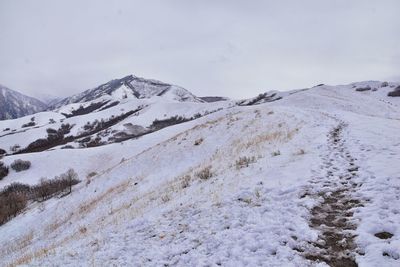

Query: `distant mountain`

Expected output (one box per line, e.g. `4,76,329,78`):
0,84,47,120
33,93,63,106
51,75,204,109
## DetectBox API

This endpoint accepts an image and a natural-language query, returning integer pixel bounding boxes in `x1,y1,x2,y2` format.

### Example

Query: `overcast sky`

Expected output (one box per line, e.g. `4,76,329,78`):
1,0,399,99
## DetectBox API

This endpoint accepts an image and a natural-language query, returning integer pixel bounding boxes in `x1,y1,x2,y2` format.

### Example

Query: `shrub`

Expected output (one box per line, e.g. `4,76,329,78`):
87,172,97,178
194,138,204,146
0,162,9,180
196,166,213,180
0,148,6,155
271,150,281,157
0,182,31,225
381,81,389,87
10,159,31,172
10,144,21,152
388,86,400,97
235,156,256,169
297,149,305,155
0,191,28,225
181,175,191,189
355,86,371,92
21,121,36,128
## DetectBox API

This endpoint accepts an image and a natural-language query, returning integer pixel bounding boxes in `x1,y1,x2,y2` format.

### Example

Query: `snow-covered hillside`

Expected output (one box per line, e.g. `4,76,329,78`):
0,85,47,120
0,80,399,266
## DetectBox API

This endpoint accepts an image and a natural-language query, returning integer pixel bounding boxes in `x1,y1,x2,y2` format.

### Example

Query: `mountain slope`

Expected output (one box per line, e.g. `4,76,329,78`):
0,80,399,266
0,85,47,120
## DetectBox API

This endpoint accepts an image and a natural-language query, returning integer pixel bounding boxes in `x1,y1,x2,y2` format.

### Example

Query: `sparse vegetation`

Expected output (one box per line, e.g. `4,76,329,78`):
10,159,31,172
196,166,213,180
235,156,256,169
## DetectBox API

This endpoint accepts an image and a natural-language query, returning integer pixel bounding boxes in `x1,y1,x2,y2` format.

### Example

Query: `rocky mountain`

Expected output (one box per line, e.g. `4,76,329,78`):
51,75,204,109
0,85,47,120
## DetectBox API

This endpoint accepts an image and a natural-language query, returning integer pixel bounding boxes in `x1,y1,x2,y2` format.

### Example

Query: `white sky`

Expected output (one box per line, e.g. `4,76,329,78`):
0,0,399,99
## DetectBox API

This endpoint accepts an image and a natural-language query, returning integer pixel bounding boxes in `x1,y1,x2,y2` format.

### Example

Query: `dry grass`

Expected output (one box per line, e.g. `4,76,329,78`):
78,180,130,215
6,244,56,267
196,166,213,180
235,156,256,169
0,230,34,256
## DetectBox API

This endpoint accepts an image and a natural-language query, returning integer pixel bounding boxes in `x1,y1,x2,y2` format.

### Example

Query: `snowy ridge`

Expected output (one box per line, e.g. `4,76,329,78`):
0,80,399,266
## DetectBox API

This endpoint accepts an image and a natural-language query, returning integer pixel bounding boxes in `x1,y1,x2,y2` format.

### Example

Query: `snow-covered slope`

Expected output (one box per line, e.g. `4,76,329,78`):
0,80,399,266
0,75,231,155
0,85,47,120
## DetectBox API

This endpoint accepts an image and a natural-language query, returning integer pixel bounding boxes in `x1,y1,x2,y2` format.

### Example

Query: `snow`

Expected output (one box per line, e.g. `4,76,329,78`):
0,81,399,266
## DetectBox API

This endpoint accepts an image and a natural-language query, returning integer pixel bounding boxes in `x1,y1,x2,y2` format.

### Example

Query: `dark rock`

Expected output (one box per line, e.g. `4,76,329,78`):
375,232,393,239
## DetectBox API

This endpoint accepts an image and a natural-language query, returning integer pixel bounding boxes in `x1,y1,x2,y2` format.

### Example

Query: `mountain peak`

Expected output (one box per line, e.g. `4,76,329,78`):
51,75,203,109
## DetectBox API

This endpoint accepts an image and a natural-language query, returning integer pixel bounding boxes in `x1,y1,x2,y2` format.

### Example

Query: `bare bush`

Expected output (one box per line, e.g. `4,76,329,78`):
10,144,21,153
0,162,9,180
194,138,204,146
235,156,256,169
271,150,281,157
181,175,191,189
21,121,36,128
0,191,28,225
0,169,80,226
355,86,371,92
388,86,400,97
33,169,80,201
196,166,213,180
10,159,31,172
296,149,305,155
161,194,171,203
0,183,31,225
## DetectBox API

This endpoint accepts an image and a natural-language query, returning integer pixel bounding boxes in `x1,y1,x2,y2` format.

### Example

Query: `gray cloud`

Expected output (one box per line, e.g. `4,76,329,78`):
0,0,399,99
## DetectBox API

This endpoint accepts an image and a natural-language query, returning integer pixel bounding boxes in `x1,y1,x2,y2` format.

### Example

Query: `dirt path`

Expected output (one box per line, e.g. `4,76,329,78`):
304,122,362,266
